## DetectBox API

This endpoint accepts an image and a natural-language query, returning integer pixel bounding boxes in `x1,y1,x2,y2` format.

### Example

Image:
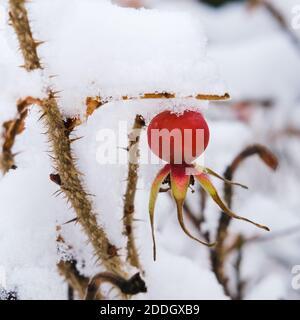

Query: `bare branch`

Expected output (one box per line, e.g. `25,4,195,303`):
57,260,103,300
123,115,145,270
9,0,42,71
86,92,230,116
0,97,42,174
43,93,125,276
210,144,278,298
85,272,147,300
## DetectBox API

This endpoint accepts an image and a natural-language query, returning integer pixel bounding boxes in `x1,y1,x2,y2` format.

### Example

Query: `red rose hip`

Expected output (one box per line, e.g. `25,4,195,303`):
147,110,210,164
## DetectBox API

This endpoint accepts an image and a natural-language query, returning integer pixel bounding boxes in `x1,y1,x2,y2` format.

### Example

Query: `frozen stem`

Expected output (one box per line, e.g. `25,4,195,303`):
6,0,43,172
123,115,145,270
85,272,147,300
8,0,130,281
210,144,278,299
9,0,42,71
86,92,230,116
42,94,125,276
8,2,146,300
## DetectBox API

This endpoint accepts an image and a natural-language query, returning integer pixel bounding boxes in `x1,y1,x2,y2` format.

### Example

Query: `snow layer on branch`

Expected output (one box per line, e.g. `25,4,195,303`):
26,0,226,116
0,4,43,124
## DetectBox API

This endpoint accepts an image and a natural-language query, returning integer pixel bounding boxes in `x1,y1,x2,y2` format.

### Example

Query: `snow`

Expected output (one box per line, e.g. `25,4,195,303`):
0,29,43,123
24,0,225,116
1,0,300,300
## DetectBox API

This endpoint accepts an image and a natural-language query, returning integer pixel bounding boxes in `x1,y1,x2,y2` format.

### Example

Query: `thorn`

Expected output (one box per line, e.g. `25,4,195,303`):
53,190,63,197
132,218,145,222
63,217,78,225
12,151,22,157
34,40,45,47
47,154,56,160
86,193,96,197
118,147,129,152
70,136,83,143
52,90,63,95
38,113,46,121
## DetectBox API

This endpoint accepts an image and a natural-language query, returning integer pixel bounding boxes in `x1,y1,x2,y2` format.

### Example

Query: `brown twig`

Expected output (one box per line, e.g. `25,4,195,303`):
243,224,300,245
123,115,145,270
183,202,202,229
232,235,246,300
270,126,300,141
249,0,300,53
5,1,42,172
57,260,103,300
9,0,42,71
0,97,42,174
85,272,147,300
227,224,300,299
86,92,230,116
210,144,278,298
56,226,104,300
224,98,274,109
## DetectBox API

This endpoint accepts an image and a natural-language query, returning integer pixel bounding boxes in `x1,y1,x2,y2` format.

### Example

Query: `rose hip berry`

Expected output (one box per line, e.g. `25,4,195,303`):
147,110,209,164
147,109,269,261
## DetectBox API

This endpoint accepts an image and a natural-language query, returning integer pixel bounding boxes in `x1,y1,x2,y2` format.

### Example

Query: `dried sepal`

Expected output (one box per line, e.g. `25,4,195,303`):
149,164,171,260
170,165,215,247
195,173,270,231
194,164,248,189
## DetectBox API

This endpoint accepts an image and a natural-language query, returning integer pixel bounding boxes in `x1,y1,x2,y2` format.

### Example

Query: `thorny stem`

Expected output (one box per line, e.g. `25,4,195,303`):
123,115,145,270
210,144,278,299
4,0,42,171
9,0,42,71
8,0,130,281
42,94,125,275
85,272,147,300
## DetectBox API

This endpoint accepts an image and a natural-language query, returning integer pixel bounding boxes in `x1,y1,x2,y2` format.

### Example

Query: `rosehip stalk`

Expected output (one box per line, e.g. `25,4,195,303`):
147,110,269,260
